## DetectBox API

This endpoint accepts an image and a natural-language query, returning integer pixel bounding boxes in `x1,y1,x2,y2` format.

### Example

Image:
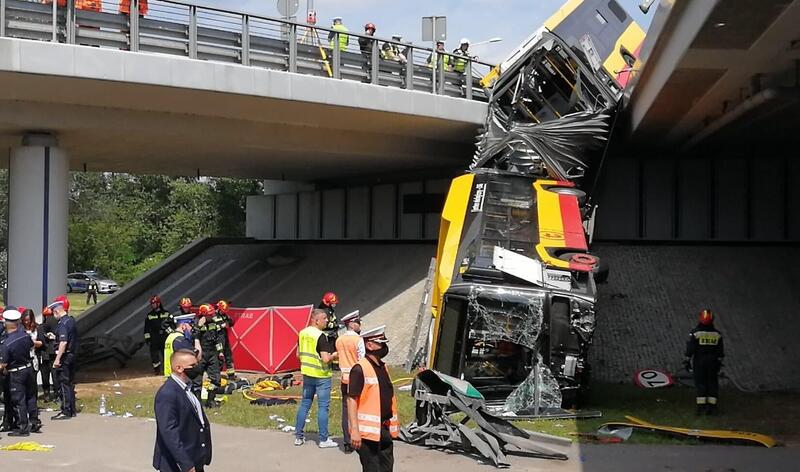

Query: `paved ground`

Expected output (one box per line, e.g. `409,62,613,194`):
0,414,796,471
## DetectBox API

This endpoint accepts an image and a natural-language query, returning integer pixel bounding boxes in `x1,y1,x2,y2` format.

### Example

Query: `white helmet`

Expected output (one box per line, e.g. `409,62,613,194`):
460,38,470,45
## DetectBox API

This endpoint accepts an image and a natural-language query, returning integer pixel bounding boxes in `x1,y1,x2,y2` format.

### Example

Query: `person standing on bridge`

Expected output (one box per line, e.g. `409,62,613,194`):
359,23,377,83
336,310,365,453
0,307,42,436
119,0,148,16
50,295,79,420
328,16,350,53
427,40,451,72
452,39,472,74
347,325,398,472
294,309,338,449
213,300,236,380
685,309,725,416
145,295,172,376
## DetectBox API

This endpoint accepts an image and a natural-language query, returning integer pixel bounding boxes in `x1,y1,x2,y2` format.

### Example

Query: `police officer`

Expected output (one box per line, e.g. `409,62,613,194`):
214,300,236,380
0,310,18,432
50,296,79,420
144,295,172,375
39,306,59,402
86,277,99,305
685,309,725,415
427,40,451,71
328,16,350,52
347,325,398,471
193,304,222,408
336,310,364,453
0,307,42,436
163,315,199,377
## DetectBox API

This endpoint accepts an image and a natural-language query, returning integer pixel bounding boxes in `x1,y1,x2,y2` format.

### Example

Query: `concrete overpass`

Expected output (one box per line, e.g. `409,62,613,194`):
0,0,489,311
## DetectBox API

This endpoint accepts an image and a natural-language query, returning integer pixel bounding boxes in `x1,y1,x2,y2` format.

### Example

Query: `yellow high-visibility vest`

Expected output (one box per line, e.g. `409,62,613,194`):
298,326,331,378
163,331,183,377
330,24,349,51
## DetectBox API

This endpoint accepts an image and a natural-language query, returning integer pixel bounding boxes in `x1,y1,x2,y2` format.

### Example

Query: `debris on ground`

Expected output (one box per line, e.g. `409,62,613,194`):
600,416,777,447
0,442,54,451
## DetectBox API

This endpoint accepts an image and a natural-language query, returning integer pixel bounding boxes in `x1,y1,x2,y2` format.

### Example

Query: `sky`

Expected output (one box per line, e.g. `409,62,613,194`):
200,0,656,64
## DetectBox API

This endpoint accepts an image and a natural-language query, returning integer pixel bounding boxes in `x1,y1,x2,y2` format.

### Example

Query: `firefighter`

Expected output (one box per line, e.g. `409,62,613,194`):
39,306,58,402
163,315,198,377
359,22,377,83
346,325,398,471
119,0,148,16
214,300,236,380
685,309,725,415
336,310,365,453
193,303,222,408
452,38,471,74
144,295,171,375
164,297,193,336
381,35,408,64
318,291,339,340
328,16,350,52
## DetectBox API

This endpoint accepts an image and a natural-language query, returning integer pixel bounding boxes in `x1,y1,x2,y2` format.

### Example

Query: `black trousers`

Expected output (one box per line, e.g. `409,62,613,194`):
221,333,235,375
9,367,39,430
86,291,97,304
148,340,164,371
56,354,77,415
39,356,54,394
193,349,221,402
1,373,17,429
341,383,350,445
694,358,720,404
357,426,394,472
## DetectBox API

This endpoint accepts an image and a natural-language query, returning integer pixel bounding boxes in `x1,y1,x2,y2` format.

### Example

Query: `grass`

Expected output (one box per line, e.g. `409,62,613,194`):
67,292,111,318
74,370,800,446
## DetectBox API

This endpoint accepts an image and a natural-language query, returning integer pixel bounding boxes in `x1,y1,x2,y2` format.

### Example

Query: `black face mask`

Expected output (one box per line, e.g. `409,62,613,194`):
183,365,201,379
368,344,389,359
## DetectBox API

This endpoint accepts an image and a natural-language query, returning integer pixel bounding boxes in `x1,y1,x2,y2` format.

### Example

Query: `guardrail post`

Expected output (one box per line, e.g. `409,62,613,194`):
66,0,75,44
405,45,413,90
370,37,379,85
0,0,5,37
465,59,473,99
333,32,341,79
130,0,139,52
288,23,297,73
188,5,197,59
241,15,250,66
438,54,446,95
431,51,437,93
51,0,57,42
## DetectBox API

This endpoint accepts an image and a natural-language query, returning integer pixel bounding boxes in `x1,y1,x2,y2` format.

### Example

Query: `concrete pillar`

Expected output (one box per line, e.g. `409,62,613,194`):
7,133,69,313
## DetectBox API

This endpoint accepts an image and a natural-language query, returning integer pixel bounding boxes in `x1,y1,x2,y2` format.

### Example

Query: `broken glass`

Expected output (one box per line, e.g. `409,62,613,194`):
504,356,563,413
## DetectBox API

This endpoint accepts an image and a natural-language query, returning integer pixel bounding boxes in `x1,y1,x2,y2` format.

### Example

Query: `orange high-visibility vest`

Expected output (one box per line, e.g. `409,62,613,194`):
335,334,361,384
352,358,398,442
119,0,149,15
75,0,101,12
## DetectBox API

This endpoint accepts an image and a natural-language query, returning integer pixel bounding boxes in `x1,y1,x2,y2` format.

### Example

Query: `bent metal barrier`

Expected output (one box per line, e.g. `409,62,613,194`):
0,0,493,100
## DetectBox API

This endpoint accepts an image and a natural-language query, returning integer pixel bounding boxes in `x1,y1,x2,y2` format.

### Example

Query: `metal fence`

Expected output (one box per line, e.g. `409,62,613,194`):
1,0,494,100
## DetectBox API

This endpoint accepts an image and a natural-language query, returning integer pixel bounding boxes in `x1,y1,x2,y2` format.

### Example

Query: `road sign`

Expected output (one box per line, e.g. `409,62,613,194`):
277,0,299,17
422,16,447,42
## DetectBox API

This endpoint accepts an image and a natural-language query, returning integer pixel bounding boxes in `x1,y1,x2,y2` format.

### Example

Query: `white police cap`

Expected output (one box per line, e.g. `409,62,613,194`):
2,309,21,321
341,310,361,324
361,325,388,343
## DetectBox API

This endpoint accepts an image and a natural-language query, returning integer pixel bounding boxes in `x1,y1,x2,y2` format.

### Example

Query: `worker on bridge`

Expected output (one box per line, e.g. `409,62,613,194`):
359,22,377,83
328,16,350,53
452,38,472,74
144,295,171,375
685,309,725,415
336,310,365,453
213,300,236,380
427,40,451,71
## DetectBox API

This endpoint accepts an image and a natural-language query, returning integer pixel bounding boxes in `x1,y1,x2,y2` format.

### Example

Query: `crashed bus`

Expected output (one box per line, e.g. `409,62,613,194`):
425,1,644,411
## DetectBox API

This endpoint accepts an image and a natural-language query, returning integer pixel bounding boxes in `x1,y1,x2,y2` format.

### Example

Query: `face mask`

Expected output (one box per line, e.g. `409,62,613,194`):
183,365,201,379
369,344,389,359
182,327,193,342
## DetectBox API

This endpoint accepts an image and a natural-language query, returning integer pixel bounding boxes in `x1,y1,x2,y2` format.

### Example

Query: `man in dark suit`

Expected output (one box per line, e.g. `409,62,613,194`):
153,350,212,472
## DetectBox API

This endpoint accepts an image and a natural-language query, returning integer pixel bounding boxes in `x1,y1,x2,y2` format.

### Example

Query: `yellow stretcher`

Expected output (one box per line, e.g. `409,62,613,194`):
600,416,777,448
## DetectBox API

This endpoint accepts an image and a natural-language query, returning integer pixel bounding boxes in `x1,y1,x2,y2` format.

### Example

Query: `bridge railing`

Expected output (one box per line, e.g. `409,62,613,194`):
0,0,494,101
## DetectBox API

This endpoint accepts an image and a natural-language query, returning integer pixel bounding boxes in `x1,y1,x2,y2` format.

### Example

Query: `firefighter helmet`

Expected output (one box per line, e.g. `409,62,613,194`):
42,306,53,317
699,309,714,325
198,303,214,317
321,292,339,307
216,300,230,314
365,22,376,31
179,297,192,309
149,295,161,305
54,295,70,312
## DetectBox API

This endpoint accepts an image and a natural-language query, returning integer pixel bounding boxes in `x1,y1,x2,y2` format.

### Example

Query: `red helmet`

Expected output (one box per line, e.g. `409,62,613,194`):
322,292,338,306
18,306,27,314
54,295,70,312
149,295,162,305
198,303,214,317
179,297,192,309
365,22,376,31
216,300,230,314
42,307,53,317
699,309,714,325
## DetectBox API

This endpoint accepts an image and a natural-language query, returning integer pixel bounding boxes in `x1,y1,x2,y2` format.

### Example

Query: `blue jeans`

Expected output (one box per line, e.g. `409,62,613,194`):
294,375,331,441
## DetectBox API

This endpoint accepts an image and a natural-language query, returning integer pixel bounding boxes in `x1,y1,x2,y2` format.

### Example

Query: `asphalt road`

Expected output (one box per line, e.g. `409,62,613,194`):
0,414,796,471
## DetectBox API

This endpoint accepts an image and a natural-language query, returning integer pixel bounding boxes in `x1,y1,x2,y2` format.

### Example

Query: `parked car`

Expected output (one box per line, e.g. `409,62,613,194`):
67,272,120,294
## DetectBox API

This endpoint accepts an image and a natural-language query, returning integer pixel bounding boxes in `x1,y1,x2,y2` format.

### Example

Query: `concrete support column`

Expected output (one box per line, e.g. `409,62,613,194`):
7,133,69,312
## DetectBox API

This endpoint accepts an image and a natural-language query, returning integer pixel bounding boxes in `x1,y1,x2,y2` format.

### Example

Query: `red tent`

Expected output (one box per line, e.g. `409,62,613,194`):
227,305,313,374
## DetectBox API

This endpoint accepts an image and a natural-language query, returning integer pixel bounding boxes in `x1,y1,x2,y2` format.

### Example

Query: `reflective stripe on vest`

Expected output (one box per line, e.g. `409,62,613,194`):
353,358,398,441
163,332,183,377
298,326,331,379
335,334,361,384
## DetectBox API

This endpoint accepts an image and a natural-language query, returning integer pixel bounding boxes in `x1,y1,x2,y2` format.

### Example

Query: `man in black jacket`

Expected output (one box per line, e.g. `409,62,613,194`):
39,306,59,402
685,309,725,415
144,295,172,375
154,349,212,472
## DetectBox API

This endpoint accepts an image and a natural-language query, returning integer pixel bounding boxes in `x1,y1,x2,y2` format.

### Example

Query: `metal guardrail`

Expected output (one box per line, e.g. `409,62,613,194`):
0,0,494,101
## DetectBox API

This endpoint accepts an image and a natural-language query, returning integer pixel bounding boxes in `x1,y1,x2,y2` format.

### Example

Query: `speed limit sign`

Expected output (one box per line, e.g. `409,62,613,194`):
634,369,674,388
